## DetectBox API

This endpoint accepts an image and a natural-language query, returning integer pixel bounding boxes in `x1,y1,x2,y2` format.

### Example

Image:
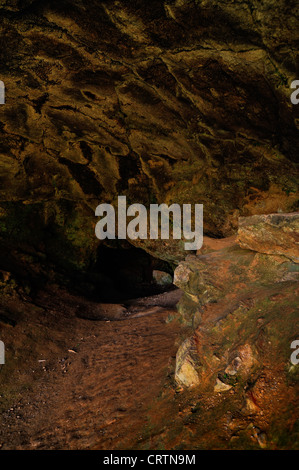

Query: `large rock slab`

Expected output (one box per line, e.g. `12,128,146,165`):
237,213,299,263
174,242,292,309
173,231,299,394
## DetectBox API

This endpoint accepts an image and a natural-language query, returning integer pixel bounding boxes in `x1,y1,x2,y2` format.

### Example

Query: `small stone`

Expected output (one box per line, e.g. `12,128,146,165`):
257,432,267,449
225,356,242,376
244,396,259,414
175,338,200,388
214,378,232,392
173,264,193,289
152,270,172,286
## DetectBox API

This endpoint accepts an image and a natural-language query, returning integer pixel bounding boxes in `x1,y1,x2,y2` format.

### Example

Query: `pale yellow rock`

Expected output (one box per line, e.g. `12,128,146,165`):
173,264,192,288
244,396,259,414
225,356,242,376
214,378,232,393
175,338,199,388
237,213,299,263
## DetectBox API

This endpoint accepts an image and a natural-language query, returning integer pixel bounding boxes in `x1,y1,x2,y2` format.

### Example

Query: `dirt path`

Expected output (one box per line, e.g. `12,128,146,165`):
0,287,181,450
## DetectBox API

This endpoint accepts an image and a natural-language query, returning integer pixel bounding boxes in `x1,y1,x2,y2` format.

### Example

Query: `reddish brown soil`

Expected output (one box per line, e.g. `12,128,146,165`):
0,285,297,450
0,286,181,450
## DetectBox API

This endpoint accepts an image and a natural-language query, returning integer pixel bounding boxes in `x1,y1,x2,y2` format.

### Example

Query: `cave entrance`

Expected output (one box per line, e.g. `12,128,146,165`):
92,242,174,303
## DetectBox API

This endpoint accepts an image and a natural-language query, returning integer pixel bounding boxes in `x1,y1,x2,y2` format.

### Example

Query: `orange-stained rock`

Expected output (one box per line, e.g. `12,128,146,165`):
237,213,299,263
174,223,298,406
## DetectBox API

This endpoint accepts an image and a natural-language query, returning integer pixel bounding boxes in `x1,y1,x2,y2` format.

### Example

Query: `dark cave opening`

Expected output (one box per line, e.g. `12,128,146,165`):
92,243,175,303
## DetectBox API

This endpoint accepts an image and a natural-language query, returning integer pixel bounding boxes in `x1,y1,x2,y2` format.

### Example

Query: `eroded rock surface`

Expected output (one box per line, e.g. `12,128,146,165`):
237,212,299,263
0,1,298,450
0,0,298,272
173,216,299,447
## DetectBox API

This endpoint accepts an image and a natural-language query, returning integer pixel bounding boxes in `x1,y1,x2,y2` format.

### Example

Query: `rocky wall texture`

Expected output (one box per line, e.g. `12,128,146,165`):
173,213,299,448
0,0,298,274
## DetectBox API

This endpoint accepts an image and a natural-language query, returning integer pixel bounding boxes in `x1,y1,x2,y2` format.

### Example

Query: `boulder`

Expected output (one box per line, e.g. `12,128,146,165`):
152,270,172,287
175,338,200,388
237,213,299,263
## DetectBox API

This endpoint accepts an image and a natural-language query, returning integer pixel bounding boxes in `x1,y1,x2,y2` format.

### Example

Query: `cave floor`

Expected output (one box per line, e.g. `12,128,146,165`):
0,286,182,450
0,284,297,450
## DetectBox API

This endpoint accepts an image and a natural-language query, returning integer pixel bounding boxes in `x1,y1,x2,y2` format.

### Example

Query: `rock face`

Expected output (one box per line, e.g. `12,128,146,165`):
0,0,298,275
237,212,299,263
174,221,298,387
174,242,298,386
152,269,172,286
175,337,200,388
173,215,298,447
